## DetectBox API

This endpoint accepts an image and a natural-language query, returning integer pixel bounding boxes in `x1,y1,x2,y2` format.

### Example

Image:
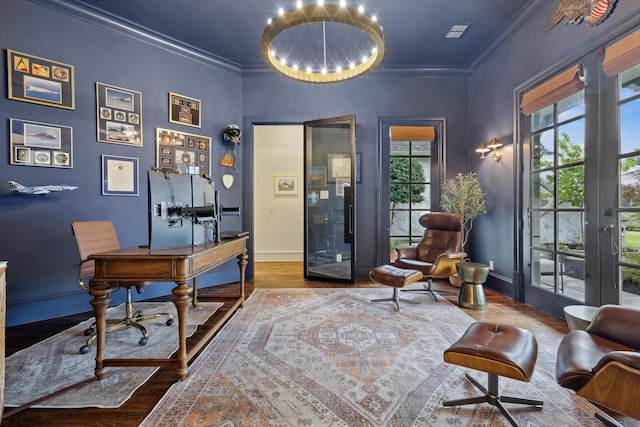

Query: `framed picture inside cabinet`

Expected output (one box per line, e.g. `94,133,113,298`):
169,92,201,128
156,128,211,176
7,49,75,109
96,83,143,146
10,118,73,168
308,166,327,187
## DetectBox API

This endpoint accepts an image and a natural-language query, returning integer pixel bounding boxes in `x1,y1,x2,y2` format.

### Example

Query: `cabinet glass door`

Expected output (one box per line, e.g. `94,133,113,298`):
304,115,355,282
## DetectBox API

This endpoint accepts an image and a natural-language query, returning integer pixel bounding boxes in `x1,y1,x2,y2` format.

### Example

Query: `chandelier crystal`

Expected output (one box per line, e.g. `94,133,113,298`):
262,2,385,83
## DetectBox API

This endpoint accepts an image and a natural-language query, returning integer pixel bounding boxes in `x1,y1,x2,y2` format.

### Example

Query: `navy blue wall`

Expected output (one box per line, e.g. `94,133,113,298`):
240,75,469,275
0,0,243,325
467,2,640,298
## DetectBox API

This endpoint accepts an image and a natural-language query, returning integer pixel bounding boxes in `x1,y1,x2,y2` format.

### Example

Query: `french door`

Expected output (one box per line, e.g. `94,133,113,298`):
522,48,640,315
303,115,356,282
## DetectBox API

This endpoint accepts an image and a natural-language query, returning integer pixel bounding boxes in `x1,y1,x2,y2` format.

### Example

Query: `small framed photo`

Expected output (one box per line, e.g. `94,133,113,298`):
96,82,142,146
10,118,73,168
308,190,322,207
274,176,298,195
101,155,139,196
169,92,201,128
335,177,350,197
7,49,75,109
308,166,327,187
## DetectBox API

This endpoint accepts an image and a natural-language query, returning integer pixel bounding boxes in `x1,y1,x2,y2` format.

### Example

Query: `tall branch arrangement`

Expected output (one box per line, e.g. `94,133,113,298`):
441,172,487,251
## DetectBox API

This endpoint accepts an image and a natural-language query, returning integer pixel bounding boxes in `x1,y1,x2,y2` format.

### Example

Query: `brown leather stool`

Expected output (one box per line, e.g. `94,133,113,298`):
443,322,543,427
369,264,423,311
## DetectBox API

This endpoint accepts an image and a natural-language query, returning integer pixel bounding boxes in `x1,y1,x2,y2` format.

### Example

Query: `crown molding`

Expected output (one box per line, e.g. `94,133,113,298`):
27,0,241,74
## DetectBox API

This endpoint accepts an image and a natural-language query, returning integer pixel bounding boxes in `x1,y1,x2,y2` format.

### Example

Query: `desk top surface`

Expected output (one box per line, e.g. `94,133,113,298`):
88,236,248,260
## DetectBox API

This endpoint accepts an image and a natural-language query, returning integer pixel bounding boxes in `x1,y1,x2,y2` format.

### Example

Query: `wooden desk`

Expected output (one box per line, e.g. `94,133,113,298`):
88,236,248,380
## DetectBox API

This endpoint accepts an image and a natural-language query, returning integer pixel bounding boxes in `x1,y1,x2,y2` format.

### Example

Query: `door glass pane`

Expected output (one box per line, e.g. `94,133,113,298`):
557,120,585,165
620,99,640,155
390,210,409,235
620,265,640,306
532,104,554,132
620,156,640,207
558,211,585,250
562,255,585,302
390,140,409,155
558,92,585,121
304,116,354,281
620,212,640,263
619,63,640,101
531,171,554,208
531,211,554,249
411,184,430,209
557,165,584,207
531,130,554,170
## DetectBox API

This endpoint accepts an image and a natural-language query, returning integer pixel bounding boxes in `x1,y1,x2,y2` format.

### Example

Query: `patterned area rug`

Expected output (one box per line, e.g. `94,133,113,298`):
5,301,222,408
141,289,609,426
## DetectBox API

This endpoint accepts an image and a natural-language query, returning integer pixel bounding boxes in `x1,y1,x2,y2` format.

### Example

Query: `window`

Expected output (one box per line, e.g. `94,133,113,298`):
389,140,431,256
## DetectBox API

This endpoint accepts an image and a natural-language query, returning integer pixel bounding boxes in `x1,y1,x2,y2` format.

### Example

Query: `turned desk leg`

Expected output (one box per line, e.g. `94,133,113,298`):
238,251,248,306
172,280,193,380
88,281,111,380
192,276,198,308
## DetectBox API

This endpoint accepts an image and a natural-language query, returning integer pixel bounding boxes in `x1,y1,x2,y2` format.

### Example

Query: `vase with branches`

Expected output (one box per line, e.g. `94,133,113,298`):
440,172,487,251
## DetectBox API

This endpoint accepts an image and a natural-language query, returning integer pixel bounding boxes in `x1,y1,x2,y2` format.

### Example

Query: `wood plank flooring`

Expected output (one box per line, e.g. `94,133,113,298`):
2,262,571,426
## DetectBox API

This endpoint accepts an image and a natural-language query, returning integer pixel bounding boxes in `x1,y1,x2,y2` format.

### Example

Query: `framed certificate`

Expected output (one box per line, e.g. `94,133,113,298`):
101,155,139,196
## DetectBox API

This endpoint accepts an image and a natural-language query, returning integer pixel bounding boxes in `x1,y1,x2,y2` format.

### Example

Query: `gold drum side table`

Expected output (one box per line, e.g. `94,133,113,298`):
456,262,489,310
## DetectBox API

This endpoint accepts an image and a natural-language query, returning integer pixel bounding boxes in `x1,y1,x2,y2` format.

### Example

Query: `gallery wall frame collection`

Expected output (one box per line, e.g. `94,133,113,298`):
96,82,143,147
10,118,73,168
5,48,216,194
7,49,75,110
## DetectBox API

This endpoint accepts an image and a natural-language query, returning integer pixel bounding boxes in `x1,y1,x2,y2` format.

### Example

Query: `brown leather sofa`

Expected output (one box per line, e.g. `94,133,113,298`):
394,212,467,299
556,304,640,425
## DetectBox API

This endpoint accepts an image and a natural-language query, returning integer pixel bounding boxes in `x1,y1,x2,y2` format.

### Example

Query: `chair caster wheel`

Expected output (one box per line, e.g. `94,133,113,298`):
166,318,174,326
139,337,148,346
79,345,91,354
84,328,94,336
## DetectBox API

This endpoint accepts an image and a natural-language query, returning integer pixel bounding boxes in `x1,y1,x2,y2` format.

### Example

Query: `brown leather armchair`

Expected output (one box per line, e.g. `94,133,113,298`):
394,212,467,299
556,304,640,426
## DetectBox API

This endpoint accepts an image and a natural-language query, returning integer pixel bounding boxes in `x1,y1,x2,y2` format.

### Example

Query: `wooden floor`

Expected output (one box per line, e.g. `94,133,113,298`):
2,262,571,426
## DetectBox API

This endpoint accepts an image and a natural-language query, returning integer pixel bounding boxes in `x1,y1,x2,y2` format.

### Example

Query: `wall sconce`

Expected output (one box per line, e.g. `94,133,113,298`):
476,137,503,161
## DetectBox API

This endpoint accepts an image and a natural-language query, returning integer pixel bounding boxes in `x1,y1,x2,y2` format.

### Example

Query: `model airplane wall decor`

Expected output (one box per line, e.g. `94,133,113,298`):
544,0,617,32
8,181,78,195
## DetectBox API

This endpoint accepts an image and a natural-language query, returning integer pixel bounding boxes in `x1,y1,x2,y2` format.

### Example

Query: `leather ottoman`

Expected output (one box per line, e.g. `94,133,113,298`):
443,322,543,426
369,264,423,311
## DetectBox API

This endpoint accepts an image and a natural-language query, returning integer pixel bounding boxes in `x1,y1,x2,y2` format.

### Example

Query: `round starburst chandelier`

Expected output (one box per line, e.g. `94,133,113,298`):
262,1,385,83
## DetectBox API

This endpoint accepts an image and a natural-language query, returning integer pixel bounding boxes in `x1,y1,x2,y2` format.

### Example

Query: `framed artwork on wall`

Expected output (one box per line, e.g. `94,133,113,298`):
169,92,201,128
156,128,211,176
10,118,73,168
96,82,143,146
101,155,139,196
7,49,75,110
274,176,298,195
